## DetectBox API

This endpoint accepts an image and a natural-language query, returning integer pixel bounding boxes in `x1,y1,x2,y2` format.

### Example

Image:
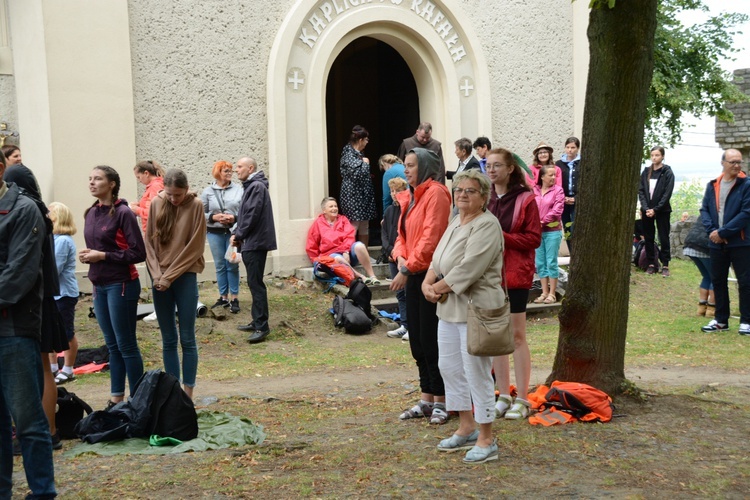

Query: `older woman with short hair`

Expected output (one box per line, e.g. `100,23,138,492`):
306,197,380,284
422,169,503,464
201,160,244,312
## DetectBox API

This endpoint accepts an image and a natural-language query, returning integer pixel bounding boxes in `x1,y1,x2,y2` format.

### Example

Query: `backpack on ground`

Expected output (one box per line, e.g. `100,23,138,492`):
529,381,614,426
56,387,93,439
313,255,356,287
332,279,375,334
75,369,198,443
332,295,373,334
633,240,660,272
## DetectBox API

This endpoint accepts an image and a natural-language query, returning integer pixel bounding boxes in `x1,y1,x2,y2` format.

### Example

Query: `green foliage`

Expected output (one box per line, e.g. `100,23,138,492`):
647,0,750,153
588,0,616,8
669,178,705,222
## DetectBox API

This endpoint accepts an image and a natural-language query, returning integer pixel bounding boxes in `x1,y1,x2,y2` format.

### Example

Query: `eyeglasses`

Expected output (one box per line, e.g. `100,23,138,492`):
724,160,744,166
485,163,507,170
222,169,233,173
452,187,480,195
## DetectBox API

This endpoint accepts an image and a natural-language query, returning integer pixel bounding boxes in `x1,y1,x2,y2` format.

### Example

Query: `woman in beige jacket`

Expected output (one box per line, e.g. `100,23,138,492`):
146,168,206,398
422,169,504,465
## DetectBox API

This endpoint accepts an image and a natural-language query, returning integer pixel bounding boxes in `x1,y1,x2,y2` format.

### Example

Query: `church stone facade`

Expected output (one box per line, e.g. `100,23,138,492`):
0,0,589,275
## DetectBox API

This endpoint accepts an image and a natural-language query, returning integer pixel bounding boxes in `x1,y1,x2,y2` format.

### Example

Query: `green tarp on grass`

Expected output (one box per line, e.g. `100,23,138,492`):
65,410,265,457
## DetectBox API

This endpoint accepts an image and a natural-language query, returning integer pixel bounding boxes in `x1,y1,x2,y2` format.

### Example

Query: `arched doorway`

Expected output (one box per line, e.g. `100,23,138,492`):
325,36,419,245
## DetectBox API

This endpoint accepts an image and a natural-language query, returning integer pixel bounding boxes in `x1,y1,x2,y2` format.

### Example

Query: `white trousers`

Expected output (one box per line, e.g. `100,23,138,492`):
437,320,495,424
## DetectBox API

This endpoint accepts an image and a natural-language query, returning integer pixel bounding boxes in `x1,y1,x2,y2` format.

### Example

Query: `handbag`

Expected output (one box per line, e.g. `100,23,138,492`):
466,259,513,356
224,244,242,264
466,299,514,356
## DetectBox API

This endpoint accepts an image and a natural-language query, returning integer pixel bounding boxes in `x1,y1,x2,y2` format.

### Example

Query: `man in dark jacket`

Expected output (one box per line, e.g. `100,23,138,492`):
233,157,277,343
0,156,57,498
699,148,750,335
397,122,446,181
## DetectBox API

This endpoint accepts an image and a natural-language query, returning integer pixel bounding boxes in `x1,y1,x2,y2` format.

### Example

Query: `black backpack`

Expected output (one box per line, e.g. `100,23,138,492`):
332,279,375,335
56,387,93,439
75,369,198,443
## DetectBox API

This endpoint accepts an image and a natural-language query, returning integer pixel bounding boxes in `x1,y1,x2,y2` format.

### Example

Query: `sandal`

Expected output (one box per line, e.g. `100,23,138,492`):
429,406,449,425
399,402,432,420
533,294,548,304
364,276,381,286
54,371,75,385
543,294,557,304
505,398,530,420
495,395,513,418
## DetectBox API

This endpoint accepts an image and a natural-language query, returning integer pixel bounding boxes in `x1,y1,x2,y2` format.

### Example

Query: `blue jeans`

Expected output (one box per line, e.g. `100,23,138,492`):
389,262,408,328
93,279,144,397
207,231,240,296
153,272,199,387
535,230,562,279
0,337,56,499
689,256,713,291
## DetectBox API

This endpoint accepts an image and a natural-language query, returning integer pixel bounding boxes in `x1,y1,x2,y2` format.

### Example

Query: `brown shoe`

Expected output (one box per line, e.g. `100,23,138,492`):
697,302,707,316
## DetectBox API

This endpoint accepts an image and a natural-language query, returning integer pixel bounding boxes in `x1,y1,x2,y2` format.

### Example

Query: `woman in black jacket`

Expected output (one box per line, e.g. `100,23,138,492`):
638,146,675,276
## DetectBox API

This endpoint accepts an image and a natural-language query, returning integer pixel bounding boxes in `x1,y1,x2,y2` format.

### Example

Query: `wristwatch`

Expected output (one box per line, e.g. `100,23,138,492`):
399,266,410,276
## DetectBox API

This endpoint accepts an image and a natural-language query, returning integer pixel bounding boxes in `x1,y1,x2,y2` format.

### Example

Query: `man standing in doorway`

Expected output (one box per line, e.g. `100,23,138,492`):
233,157,277,344
0,154,57,498
473,136,492,172
397,122,446,181
699,148,750,335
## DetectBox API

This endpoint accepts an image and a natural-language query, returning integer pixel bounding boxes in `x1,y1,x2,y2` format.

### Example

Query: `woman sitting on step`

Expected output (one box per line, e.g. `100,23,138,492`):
306,197,380,285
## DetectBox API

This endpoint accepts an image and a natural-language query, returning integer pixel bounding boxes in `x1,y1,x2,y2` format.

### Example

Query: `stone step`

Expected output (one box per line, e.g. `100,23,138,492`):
295,263,390,282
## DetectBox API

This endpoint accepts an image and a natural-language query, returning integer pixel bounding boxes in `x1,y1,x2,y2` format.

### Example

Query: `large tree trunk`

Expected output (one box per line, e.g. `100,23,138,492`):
548,1,658,395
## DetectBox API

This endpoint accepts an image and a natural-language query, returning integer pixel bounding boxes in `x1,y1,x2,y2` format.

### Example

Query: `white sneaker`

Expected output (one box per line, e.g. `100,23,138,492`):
143,311,158,322
402,331,409,341
387,325,408,338
739,323,750,336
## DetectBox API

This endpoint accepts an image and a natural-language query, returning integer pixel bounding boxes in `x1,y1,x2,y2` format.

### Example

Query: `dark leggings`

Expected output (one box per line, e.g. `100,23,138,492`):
405,272,444,396
642,210,671,266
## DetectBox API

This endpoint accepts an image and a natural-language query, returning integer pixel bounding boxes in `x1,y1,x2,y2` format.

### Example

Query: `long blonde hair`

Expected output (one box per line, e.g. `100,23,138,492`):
48,202,77,235
153,168,195,246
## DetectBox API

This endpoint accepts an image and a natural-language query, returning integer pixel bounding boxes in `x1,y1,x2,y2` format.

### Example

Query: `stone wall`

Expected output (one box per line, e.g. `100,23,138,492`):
715,67,750,168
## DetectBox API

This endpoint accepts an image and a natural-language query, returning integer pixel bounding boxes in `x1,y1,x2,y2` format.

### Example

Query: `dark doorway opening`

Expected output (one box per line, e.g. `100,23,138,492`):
325,37,419,246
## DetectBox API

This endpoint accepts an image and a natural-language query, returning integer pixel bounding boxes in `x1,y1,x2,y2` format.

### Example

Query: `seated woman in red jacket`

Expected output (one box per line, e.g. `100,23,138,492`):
306,197,380,284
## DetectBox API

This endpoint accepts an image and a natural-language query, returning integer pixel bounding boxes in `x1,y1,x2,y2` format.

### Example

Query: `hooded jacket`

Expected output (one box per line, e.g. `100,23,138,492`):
201,181,243,231
0,181,45,341
83,198,146,286
391,148,452,274
145,192,206,290
488,184,542,290
132,176,164,233
234,171,277,252
638,164,675,213
700,172,750,249
306,213,355,263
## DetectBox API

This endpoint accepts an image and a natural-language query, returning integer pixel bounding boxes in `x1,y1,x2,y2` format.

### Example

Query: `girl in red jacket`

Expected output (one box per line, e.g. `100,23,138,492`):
486,149,541,420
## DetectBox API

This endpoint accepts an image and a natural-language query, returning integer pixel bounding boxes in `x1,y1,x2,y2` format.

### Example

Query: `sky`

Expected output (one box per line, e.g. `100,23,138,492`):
661,1,750,183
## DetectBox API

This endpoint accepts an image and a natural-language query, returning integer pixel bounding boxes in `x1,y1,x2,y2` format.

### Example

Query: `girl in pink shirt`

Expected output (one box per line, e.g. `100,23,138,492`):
533,164,565,303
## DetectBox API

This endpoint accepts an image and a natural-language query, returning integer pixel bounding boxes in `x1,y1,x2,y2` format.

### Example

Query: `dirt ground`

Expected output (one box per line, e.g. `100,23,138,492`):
11,281,750,498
